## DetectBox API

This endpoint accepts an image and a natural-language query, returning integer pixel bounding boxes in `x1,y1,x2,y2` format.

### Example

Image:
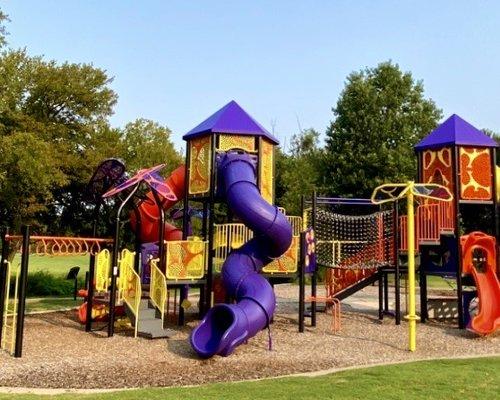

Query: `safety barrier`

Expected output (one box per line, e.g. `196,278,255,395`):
95,249,111,292
213,223,253,272
118,249,141,338
399,201,454,251
1,262,20,355
165,239,208,280
149,259,167,326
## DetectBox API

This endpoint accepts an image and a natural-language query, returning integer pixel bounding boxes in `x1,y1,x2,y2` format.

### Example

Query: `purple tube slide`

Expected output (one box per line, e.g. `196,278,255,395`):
190,152,293,358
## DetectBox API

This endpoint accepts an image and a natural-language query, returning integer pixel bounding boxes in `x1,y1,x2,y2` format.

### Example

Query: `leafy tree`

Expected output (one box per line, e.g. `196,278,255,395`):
121,118,183,175
0,9,183,236
0,10,8,48
275,129,321,214
322,61,442,198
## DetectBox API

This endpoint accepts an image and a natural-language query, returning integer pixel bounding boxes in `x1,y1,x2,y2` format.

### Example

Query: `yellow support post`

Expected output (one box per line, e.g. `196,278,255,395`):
371,180,452,352
406,181,418,352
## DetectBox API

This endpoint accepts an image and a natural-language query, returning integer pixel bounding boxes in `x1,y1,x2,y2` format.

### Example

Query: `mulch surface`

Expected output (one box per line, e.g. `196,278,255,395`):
0,284,498,389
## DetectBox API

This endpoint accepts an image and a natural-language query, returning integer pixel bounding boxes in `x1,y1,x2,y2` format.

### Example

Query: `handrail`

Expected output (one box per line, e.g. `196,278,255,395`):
1,262,20,355
118,249,141,338
149,259,167,327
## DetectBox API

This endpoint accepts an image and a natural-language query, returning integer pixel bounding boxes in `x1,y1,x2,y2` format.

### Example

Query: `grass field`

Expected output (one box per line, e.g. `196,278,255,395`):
11,254,89,277
0,357,497,400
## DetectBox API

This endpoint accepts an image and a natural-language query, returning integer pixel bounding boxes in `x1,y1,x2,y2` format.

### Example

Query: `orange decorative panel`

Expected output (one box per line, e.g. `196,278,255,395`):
188,136,212,195
259,139,274,204
421,147,454,193
459,147,492,201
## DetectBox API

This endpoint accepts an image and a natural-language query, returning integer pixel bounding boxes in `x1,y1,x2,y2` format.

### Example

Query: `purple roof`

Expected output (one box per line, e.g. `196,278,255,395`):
415,114,498,150
183,100,279,144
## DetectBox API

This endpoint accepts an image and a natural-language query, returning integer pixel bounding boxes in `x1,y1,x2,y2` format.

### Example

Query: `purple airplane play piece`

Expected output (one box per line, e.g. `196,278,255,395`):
415,114,498,150
190,152,292,358
183,100,279,144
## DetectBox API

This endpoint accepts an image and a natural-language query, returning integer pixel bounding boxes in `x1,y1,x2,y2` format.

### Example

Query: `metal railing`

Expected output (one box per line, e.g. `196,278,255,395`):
149,259,167,327
118,249,141,338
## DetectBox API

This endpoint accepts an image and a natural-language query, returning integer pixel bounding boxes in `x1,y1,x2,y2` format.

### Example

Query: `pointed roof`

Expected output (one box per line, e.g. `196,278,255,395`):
415,114,498,150
183,100,279,144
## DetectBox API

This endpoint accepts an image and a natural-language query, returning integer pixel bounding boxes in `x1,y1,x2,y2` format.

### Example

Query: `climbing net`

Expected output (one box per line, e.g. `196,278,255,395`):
307,208,395,270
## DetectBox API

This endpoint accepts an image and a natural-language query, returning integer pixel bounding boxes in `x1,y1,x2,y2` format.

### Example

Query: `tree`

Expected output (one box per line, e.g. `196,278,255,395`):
322,61,442,198
120,119,183,175
0,10,8,48
275,129,322,214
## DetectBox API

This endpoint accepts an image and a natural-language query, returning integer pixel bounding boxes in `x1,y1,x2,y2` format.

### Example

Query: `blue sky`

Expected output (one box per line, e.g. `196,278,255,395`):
2,1,500,151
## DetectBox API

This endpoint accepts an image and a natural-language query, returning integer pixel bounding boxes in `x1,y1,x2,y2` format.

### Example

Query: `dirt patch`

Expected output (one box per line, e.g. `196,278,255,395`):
0,284,498,389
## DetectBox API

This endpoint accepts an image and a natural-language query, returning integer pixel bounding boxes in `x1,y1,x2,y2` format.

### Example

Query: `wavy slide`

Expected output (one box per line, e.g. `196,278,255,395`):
462,232,500,335
190,152,293,358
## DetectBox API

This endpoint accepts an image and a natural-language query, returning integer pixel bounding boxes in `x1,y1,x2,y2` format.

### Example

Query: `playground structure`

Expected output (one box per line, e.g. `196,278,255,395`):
0,103,498,360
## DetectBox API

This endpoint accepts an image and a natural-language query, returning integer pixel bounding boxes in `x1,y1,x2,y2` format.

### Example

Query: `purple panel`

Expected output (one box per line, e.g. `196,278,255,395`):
183,100,279,144
140,242,159,284
415,114,498,151
303,228,317,274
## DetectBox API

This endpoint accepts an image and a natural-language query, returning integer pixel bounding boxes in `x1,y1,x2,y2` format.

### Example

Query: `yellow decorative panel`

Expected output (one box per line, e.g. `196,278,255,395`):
95,249,111,292
189,136,212,195
259,139,274,204
263,235,299,274
218,134,256,152
165,239,208,280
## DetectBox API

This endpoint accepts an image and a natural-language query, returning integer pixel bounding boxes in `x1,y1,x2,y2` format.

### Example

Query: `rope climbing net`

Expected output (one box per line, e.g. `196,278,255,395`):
308,208,395,270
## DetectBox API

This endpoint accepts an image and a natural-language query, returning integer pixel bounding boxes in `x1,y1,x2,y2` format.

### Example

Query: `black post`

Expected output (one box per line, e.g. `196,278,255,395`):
393,201,401,325
298,230,305,332
311,191,317,327
378,272,384,320
383,272,389,313
420,265,428,323
152,190,166,270
204,135,217,315
132,206,142,273
86,201,101,333
108,184,140,337
182,145,191,240
452,146,464,329
14,225,30,358
491,148,499,274
0,228,10,345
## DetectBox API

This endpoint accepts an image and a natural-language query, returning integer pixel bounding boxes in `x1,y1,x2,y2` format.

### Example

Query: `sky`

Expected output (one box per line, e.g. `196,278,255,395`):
2,1,500,151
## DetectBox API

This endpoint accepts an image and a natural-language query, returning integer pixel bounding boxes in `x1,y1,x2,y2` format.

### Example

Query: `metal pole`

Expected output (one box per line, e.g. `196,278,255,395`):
151,190,166,270
406,182,417,352
108,183,140,337
452,146,464,329
298,231,305,332
15,225,30,358
86,201,101,332
205,135,217,314
132,205,142,273
311,190,317,327
0,228,10,345
491,148,499,274
182,145,191,240
394,201,401,325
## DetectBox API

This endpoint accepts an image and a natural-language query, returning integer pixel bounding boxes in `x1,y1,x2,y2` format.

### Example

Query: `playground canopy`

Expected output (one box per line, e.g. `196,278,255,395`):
414,114,498,150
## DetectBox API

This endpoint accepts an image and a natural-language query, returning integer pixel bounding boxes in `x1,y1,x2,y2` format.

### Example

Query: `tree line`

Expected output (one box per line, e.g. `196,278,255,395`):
0,9,498,236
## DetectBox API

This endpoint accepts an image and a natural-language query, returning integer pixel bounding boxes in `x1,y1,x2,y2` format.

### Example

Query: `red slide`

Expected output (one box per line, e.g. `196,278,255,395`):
130,165,186,242
461,232,500,335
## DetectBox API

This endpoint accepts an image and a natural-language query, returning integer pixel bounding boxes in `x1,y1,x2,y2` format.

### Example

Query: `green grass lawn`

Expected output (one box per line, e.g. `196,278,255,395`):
0,357,497,400
11,254,89,277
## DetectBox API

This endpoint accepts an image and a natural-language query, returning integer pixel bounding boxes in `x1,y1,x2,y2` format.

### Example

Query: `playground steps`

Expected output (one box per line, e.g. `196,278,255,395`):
125,299,177,339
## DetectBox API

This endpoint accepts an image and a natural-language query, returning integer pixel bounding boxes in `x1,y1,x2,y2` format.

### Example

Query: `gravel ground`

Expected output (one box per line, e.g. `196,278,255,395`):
0,284,498,389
